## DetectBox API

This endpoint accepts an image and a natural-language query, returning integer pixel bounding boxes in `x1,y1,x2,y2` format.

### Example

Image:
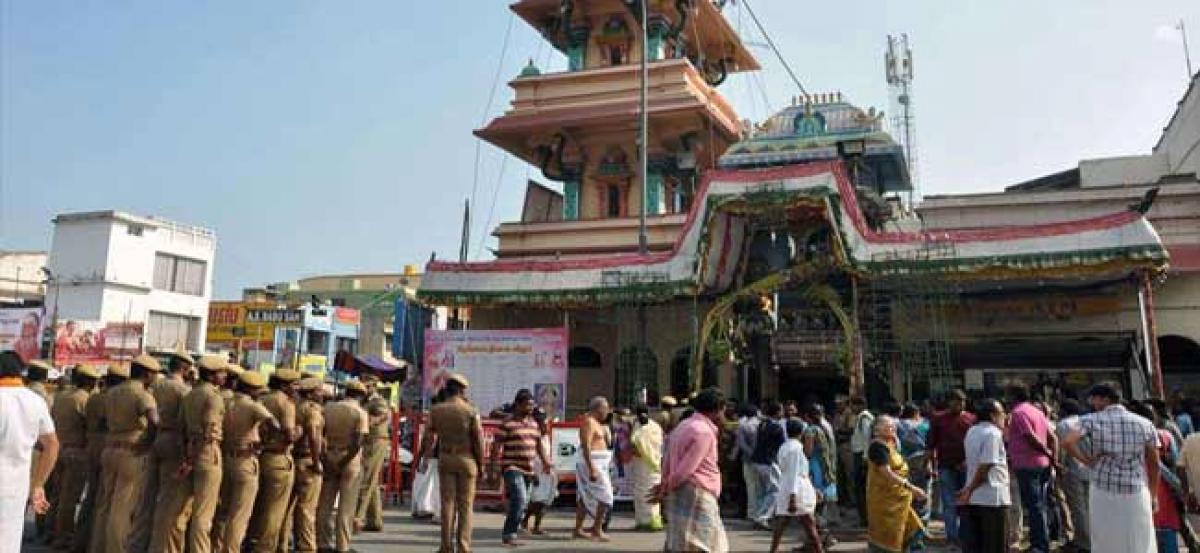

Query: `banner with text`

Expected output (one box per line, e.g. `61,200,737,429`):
423,328,568,419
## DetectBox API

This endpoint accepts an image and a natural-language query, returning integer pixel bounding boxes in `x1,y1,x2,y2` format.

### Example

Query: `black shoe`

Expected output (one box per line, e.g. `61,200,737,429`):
362,526,383,532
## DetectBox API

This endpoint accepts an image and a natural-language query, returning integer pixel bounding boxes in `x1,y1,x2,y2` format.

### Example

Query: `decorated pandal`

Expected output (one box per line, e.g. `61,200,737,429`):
420,94,1169,398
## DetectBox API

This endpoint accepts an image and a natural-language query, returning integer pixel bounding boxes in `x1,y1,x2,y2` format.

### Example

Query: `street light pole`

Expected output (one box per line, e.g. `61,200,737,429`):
636,0,651,403
41,267,59,362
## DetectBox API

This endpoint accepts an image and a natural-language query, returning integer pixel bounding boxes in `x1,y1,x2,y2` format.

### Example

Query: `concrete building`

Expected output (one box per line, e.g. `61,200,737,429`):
0,251,48,305
918,71,1200,395
239,266,426,368
46,210,216,354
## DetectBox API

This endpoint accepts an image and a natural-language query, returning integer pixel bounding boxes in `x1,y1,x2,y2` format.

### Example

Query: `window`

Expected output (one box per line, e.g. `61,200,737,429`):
152,253,207,296
146,311,200,351
606,185,622,218
127,224,144,236
306,330,330,354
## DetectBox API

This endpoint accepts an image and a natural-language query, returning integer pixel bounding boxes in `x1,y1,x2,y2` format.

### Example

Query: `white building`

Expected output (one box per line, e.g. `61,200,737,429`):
46,210,216,352
0,251,48,304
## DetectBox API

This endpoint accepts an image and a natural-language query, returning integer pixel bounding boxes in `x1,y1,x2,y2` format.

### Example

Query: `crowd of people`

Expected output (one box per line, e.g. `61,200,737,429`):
713,382,1197,553
6,343,1200,553
0,348,394,553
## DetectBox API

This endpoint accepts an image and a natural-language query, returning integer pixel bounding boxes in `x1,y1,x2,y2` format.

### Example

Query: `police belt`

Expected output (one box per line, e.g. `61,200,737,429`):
224,443,262,458
439,445,474,456
106,440,149,452
187,435,221,447
261,444,292,455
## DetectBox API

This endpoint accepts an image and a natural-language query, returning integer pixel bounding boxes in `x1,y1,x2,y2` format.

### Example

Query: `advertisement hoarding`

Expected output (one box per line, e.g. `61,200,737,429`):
0,307,45,362
53,320,143,365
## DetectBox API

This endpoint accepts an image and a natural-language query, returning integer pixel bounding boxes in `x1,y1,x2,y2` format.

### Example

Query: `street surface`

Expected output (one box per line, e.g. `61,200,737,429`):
24,506,958,552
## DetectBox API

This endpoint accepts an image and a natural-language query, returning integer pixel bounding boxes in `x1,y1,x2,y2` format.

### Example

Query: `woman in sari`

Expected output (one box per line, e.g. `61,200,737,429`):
630,405,665,530
866,415,926,553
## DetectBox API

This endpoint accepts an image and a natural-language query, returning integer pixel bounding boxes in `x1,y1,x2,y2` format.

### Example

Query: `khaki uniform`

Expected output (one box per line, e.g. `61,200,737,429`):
283,398,325,553
248,390,297,552
158,380,225,553
74,387,110,553
145,376,193,553
212,392,275,553
430,396,483,553
354,392,391,530
90,380,157,553
49,386,91,549
317,398,368,552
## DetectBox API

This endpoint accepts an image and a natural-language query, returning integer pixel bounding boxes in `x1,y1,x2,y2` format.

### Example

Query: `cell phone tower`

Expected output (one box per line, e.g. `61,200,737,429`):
885,34,917,205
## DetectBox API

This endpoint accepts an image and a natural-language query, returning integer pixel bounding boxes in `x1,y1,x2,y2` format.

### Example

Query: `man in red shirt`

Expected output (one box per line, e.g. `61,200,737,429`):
490,389,551,547
1005,384,1057,553
926,389,975,545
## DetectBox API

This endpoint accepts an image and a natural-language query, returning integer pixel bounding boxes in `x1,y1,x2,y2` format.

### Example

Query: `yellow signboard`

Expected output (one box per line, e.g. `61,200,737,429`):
207,301,302,351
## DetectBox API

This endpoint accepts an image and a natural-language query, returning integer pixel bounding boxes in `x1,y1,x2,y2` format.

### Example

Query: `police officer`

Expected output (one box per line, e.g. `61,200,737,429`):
91,354,161,553
212,371,280,553
317,380,369,553
248,369,300,552
142,351,195,553
424,373,484,553
281,377,326,553
73,365,124,553
160,354,227,553
354,373,391,533
48,365,99,549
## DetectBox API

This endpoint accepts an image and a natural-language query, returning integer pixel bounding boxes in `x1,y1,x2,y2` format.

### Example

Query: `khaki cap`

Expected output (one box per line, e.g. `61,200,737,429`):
661,395,677,408
74,365,101,379
197,355,227,373
301,370,322,381
27,359,55,372
446,373,469,388
108,364,131,378
226,364,245,378
345,380,367,394
239,371,266,388
169,350,196,365
132,353,162,372
273,369,301,383
298,377,322,392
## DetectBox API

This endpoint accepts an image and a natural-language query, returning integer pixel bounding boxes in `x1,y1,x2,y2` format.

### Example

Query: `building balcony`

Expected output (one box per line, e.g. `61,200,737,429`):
493,213,688,258
476,58,742,165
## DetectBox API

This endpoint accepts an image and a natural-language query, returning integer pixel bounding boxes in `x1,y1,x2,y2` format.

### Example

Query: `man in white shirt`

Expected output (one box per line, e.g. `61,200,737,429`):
0,351,59,551
958,398,1010,553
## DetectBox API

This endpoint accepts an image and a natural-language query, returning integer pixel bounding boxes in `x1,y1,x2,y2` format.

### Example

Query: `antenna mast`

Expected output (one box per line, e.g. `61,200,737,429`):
886,34,917,206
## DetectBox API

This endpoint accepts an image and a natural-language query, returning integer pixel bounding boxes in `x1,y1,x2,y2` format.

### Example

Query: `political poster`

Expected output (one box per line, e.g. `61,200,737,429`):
423,328,568,419
53,321,143,365
0,307,45,362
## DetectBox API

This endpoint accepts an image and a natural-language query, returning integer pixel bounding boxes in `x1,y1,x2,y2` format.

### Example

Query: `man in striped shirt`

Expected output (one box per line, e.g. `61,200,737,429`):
491,389,551,547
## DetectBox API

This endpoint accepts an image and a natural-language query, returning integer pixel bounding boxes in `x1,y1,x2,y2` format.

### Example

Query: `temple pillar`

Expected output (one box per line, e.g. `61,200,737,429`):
563,179,580,220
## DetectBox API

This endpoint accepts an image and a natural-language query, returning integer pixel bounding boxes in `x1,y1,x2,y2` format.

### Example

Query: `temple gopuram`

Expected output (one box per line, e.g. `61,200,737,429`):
420,0,1169,411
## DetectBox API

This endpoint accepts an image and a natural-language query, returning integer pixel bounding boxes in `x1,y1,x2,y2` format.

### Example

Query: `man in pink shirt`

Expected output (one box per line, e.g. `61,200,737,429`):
1005,384,1058,553
654,387,728,553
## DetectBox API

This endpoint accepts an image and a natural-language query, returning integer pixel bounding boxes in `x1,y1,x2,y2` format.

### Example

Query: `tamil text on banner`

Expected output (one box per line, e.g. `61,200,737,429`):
53,320,143,365
0,307,45,362
423,328,568,420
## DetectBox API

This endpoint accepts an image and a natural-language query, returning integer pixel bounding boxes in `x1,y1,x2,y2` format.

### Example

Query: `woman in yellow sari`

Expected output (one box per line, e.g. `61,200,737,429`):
866,415,926,552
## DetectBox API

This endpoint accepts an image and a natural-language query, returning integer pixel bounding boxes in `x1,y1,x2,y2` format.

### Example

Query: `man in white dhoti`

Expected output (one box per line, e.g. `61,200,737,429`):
0,351,60,551
1064,382,1159,553
630,405,664,531
574,396,613,542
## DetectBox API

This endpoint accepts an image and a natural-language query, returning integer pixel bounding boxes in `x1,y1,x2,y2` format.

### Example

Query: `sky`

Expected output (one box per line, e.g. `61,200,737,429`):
2,1,1198,299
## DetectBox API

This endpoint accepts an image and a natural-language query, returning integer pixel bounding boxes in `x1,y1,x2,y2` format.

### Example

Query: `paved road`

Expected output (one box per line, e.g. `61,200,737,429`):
24,506,956,552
